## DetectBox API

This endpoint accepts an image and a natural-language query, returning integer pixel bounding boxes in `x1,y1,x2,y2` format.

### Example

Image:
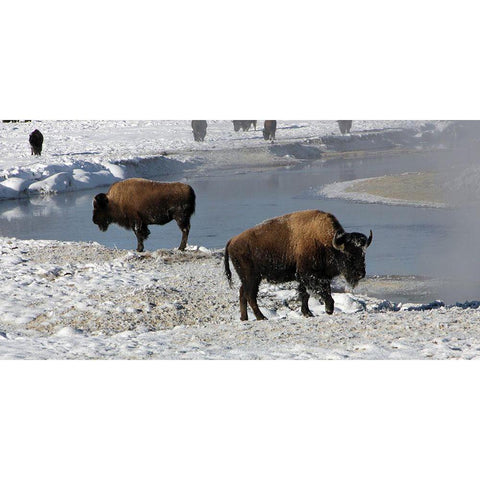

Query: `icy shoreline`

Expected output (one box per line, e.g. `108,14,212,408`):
0,120,449,200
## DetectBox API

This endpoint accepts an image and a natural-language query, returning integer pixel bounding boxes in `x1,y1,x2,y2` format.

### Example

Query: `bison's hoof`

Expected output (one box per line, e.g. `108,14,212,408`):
302,309,314,317
325,301,334,315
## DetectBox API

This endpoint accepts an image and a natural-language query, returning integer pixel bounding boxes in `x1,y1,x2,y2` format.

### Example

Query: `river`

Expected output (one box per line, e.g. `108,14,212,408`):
0,146,478,304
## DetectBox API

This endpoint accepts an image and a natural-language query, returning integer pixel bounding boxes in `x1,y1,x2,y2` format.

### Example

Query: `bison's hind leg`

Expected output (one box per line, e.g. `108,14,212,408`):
243,277,266,321
237,274,266,320
174,216,191,251
239,285,248,321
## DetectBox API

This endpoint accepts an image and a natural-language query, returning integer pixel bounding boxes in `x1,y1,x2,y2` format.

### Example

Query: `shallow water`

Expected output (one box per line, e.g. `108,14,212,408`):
1,147,478,303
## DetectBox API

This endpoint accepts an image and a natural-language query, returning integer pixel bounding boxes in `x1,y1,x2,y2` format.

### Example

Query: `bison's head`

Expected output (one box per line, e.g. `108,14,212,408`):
92,193,111,232
262,128,270,140
332,230,373,288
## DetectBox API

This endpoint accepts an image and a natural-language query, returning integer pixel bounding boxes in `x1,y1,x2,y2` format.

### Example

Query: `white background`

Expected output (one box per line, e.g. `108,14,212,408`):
1,1,479,478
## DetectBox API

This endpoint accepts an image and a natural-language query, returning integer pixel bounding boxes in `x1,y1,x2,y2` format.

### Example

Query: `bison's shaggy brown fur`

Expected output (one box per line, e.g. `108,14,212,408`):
225,210,372,320
92,178,196,252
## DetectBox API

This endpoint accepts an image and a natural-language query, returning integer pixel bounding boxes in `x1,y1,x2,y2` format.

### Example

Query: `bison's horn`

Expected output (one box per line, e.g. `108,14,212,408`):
366,229,373,248
332,231,345,251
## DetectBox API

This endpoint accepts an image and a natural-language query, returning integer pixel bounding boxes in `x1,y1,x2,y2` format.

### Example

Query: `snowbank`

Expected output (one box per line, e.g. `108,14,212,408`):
0,120,449,200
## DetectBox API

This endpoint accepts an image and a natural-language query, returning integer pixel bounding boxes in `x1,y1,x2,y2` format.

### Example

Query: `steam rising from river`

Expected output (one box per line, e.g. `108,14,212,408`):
427,124,480,302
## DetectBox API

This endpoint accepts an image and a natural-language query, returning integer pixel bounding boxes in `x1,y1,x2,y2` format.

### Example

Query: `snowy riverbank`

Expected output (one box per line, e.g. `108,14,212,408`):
1,237,480,359
0,120,449,200
2,119,480,359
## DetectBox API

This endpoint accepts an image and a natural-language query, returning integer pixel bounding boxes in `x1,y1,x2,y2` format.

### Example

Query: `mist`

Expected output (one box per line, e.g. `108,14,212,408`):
424,122,480,302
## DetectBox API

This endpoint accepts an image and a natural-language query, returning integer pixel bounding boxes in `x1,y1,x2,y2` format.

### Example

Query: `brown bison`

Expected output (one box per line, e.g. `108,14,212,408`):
92,178,196,252
262,120,277,141
337,120,352,134
191,120,207,141
233,120,257,132
225,210,372,320
29,129,44,155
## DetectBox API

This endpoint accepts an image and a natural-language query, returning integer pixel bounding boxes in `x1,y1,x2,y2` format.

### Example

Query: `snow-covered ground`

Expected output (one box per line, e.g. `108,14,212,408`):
1,119,480,359
0,119,446,199
2,238,480,359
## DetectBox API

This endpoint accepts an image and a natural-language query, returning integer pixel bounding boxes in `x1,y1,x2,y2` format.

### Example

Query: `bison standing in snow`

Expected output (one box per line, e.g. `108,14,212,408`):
262,120,277,141
224,209,372,320
233,120,257,132
337,120,352,134
92,178,196,252
191,120,207,141
29,129,44,155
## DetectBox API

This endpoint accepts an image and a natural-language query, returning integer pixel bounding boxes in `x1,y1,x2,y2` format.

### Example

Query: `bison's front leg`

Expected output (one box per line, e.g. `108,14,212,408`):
297,282,314,317
133,222,150,252
315,280,334,315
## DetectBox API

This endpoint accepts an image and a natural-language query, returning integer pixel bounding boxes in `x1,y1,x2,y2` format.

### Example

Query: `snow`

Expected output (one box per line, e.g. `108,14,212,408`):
1,119,480,359
0,119,445,199
319,176,447,208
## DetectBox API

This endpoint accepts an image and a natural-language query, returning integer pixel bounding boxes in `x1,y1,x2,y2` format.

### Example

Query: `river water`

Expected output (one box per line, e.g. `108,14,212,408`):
1,147,478,304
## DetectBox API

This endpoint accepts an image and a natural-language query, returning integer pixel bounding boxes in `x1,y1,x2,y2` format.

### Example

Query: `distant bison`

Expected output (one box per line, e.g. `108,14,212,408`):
337,120,352,134
191,120,207,141
92,178,196,252
29,129,44,155
262,120,276,141
225,209,372,320
233,120,257,132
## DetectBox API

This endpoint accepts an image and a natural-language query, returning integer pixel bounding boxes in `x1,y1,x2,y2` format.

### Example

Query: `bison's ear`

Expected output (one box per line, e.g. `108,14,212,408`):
93,193,108,209
366,230,373,248
332,231,346,251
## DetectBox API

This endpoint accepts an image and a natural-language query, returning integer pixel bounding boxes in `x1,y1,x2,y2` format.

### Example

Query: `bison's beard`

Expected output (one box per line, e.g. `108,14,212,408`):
343,273,363,289
92,214,110,232
93,219,109,232
346,277,359,289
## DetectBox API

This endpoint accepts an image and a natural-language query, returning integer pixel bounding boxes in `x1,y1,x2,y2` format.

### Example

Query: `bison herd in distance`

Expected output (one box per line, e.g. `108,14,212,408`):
16,120,365,321
20,120,353,154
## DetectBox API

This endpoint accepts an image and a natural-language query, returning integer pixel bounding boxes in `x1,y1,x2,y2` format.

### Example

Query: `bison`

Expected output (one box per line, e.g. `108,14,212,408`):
29,129,44,155
191,120,207,141
262,120,276,141
92,178,196,252
224,209,372,320
337,120,352,134
233,120,257,132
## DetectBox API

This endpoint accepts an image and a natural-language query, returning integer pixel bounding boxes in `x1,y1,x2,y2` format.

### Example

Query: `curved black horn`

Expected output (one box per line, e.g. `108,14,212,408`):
366,229,373,248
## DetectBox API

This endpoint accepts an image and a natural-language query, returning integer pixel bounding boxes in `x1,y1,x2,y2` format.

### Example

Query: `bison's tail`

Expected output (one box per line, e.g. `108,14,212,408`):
224,240,233,288
189,186,196,216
